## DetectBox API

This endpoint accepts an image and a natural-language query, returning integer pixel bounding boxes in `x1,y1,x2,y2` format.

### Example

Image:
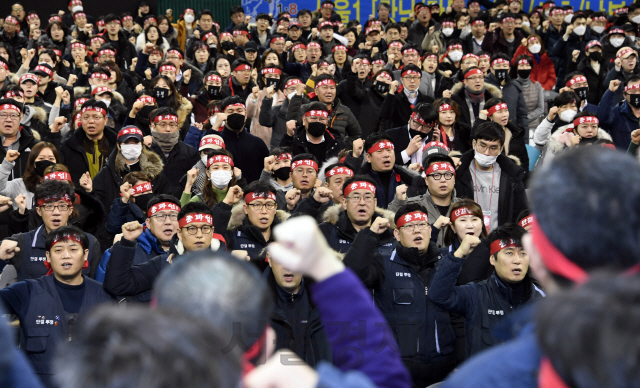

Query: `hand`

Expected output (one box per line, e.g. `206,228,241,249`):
266,85,275,98
183,69,192,84
0,196,12,213
364,41,373,50
234,167,242,178
120,182,132,203
488,23,498,32
144,42,154,54
122,221,144,242
311,63,318,77
442,89,452,98
609,79,621,92
144,135,153,147
270,216,345,281
62,59,70,68
432,127,441,142
547,106,558,121
144,68,153,80
521,38,528,47
244,350,319,388
328,64,336,75
390,80,399,94
252,85,260,99
26,49,35,63
193,122,203,131
134,23,142,34
370,217,390,234
479,109,489,120
443,70,453,78
286,120,297,136
245,15,252,24
429,26,435,35
231,250,250,261
572,50,580,62
32,28,42,40
0,239,19,261
351,58,362,73
62,90,70,105
80,61,89,74
565,24,574,36
571,134,581,147
356,24,362,34
5,150,20,163
395,184,408,201
166,9,172,16
67,74,78,86
542,20,550,31
285,188,301,210
387,53,395,63
406,135,423,156
79,171,92,192
14,194,26,215
185,168,199,189
55,86,64,98
296,82,305,95
193,30,200,40
58,10,65,16
131,100,145,115
311,28,318,38
558,86,571,94
223,185,244,206
135,84,145,93
84,24,93,34
312,187,333,203
50,116,67,133
631,129,640,145
433,215,451,230
454,234,481,258
371,47,379,56
432,44,439,54
264,155,276,172
345,138,362,158
284,40,293,52
446,6,452,13
408,163,421,172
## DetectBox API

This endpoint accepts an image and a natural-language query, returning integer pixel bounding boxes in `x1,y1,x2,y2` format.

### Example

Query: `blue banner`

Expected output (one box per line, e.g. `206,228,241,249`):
242,0,630,23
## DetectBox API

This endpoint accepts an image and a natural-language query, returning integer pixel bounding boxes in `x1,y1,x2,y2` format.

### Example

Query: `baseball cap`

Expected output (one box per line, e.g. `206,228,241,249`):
244,41,258,53
33,63,54,78
91,86,114,97
117,126,144,143
199,134,225,151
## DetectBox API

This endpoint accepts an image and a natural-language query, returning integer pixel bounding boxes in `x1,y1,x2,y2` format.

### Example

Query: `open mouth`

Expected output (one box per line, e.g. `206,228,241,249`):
512,268,523,276
51,218,62,227
259,217,270,224
357,209,368,216
283,273,294,282
413,236,423,244
61,262,72,269
382,160,391,168
194,242,205,248
439,185,448,191
466,231,475,235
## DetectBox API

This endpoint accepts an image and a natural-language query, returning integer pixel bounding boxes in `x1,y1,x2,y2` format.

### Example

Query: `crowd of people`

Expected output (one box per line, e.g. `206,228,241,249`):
0,0,640,387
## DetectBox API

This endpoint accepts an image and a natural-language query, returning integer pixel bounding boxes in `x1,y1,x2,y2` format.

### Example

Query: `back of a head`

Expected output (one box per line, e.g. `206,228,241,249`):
153,251,273,352
536,273,640,388
530,147,640,272
53,305,242,388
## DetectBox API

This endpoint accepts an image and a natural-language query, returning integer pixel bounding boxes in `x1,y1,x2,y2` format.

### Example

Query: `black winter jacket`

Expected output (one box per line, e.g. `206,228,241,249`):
0,126,40,181
338,71,387,137
379,88,435,129
471,119,529,170
280,126,346,164
148,140,199,194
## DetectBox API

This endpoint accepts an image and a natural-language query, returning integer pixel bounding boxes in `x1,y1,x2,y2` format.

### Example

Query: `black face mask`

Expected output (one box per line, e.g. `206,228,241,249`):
207,85,221,99
133,192,153,212
307,122,326,137
517,69,532,79
154,87,170,102
589,51,602,61
629,94,640,108
226,113,245,131
34,160,56,177
273,166,290,181
374,82,390,94
221,41,235,51
579,135,598,145
265,78,280,88
495,69,509,81
138,105,155,121
574,87,588,101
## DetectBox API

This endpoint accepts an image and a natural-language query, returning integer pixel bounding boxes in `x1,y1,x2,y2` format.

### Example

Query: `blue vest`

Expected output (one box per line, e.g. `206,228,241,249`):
18,226,96,281
20,275,112,377
374,249,456,363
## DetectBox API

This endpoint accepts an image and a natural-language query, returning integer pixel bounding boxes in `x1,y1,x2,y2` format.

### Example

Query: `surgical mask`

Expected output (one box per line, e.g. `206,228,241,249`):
545,10,550,18
517,69,531,79
307,122,326,137
494,69,508,81
374,82,390,94
589,51,602,61
574,87,588,100
559,109,577,123
34,160,56,177
442,28,454,37
265,78,279,88
528,44,541,54
448,50,463,62
573,25,586,36
564,14,573,24
628,94,640,108
474,150,497,167
120,144,142,161
99,99,111,108
72,5,83,13
273,166,290,181
210,170,233,189
592,25,604,34
287,91,297,100
201,155,208,165
226,113,245,131
184,14,195,24
207,85,221,99
610,37,625,48
633,15,640,24
522,21,530,28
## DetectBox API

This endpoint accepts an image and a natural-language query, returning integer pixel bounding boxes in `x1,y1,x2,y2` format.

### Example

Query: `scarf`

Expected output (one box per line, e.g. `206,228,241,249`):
403,86,419,103
151,131,180,154
515,77,531,87
464,85,485,104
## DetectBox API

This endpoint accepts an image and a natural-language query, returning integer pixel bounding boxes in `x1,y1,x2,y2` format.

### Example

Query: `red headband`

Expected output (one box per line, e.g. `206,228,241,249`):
244,192,276,204
153,114,178,123
462,53,479,62
261,67,282,75
464,68,484,79
285,79,302,89
184,8,195,14
304,110,329,118
378,72,392,81
220,32,232,39
35,65,53,77
549,8,564,16
159,65,177,73
202,32,215,42
27,14,39,21
451,207,473,223
71,42,86,50
44,172,71,181
81,106,107,116
200,136,225,149
343,181,376,198
98,49,116,57
144,18,156,25
585,40,602,50
97,20,105,27
332,45,347,53
367,140,394,154
277,153,292,161
488,103,508,116
425,54,438,61
609,28,625,35
566,75,587,87
402,69,421,77
518,215,533,228
167,49,183,59
316,79,336,88
73,12,86,20
491,58,510,67
527,36,538,45
361,58,371,66
372,59,386,65
131,182,152,196
74,98,88,108
518,59,530,66
136,96,156,104
91,73,109,80
490,238,518,256
292,43,306,52
389,42,403,49
91,37,105,45
442,21,455,28
501,17,515,23
148,201,180,217
51,233,84,250
397,211,429,228
3,91,23,99
270,36,285,44
307,42,321,49
425,162,455,176
207,155,234,168
322,3,334,8
37,194,72,207
411,112,427,125
234,64,251,72
122,15,133,22
613,7,628,14
179,213,213,228
439,103,454,112
206,74,222,82
291,159,319,171
48,15,62,23
0,104,20,114
233,30,250,36
117,127,143,139
325,166,354,178
530,217,587,283
403,48,419,55
471,20,484,26
625,83,640,92
617,48,635,59
448,44,463,51
573,116,598,128
226,103,246,110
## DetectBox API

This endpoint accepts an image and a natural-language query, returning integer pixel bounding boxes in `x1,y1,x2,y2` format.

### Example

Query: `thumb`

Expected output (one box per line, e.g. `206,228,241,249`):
13,247,20,253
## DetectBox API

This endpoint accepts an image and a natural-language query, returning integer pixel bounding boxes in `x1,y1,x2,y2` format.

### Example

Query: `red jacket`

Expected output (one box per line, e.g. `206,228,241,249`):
512,45,557,91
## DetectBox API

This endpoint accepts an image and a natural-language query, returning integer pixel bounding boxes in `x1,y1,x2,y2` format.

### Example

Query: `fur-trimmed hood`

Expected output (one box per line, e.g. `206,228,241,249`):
21,105,47,125
318,156,339,183
547,126,613,155
451,81,503,99
114,146,164,179
321,203,397,229
228,201,291,230
176,95,193,127
73,87,125,105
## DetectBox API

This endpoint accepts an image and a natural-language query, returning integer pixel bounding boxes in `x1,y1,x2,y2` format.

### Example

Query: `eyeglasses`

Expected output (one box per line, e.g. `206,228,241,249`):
466,76,484,81
476,142,501,154
165,56,181,60
151,213,179,222
347,194,375,203
292,168,316,175
82,114,105,121
403,76,421,81
12,8,24,11
156,122,179,129
400,222,430,231
183,225,213,235
40,203,70,212
428,172,454,181
0,113,20,120
248,202,277,211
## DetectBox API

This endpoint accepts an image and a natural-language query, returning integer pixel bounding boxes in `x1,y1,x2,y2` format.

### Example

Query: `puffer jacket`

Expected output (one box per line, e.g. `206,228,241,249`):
510,45,556,91
450,82,503,128
541,127,612,166
597,88,640,150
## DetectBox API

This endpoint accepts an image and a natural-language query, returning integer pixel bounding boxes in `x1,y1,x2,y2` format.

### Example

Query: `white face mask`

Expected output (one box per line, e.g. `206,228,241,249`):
442,28,454,37
209,116,216,126
287,91,297,100
592,25,604,34
120,144,142,161
528,44,541,54
559,109,577,123
633,15,640,24
545,10,550,18
564,14,573,24
610,37,625,48
210,170,233,189
522,21,530,28
184,14,195,24
573,25,586,36
449,50,463,62
201,154,208,165
72,5,83,13
99,99,111,108
474,149,498,167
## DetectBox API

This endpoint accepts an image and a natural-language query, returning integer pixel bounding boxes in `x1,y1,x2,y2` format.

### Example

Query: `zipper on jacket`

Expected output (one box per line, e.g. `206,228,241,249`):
425,286,428,295
435,320,441,353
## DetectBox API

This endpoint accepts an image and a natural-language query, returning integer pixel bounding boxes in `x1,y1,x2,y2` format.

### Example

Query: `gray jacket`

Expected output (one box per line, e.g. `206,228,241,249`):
0,159,33,210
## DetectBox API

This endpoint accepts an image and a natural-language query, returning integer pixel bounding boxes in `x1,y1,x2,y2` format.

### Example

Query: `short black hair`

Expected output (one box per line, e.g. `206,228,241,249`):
552,91,579,108
80,99,108,113
233,24,249,33
474,121,505,146
401,64,422,76
569,12,587,24
104,14,120,24
490,52,510,65
147,194,181,214
394,203,429,225
323,162,352,183
149,106,178,122
564,71,586,86
220,96,245,111
416,103,438,124
243,180,276,197
315,73,335,85
364,131,394,153
199,9,213,20
486,223,526,256
386,23,401,33
229,6,244,16
230,58,251,72
90,66,112,78
0,98,23,113
572,110,597,124
35,180,76,204
297,9,312,17
45,225,89,252
269,146,291,157
515,54,533,67
485,97,507,112
178,202,212,221
625,76,640,90
342,175,377,195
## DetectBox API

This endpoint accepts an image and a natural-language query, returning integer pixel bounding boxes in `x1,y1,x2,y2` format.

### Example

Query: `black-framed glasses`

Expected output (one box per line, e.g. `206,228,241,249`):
40,203,70,212
248,202,277,211
183,225,213,235
428,172,454,181
400,222,430,231
151,213,178,222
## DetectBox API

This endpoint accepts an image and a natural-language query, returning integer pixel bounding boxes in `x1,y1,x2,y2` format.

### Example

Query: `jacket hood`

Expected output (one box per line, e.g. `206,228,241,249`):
21,105,47,125
176,95,194,127
73,87,125,104
228,201,291,230
547,126,612,154
451,81,503,99
321,203,397,229
318,156,339,183
114,146,164,179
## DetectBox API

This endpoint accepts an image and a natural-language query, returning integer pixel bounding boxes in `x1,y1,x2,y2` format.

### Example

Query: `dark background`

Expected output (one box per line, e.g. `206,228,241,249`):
13,0,160,20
